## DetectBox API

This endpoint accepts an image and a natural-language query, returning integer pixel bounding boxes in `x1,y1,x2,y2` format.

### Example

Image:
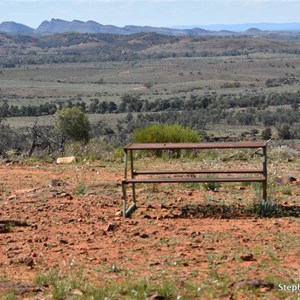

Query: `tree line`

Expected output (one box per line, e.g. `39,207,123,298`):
1,90,299,117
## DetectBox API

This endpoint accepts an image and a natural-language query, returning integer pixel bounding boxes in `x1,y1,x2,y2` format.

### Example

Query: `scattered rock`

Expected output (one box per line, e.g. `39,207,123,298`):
49,179,68,187
72,289,83,296
274,177,283,184
230,279,274,290
240,253,255,261
287,176,297,183
106,223,117,232
139,233,149,239
115,211,122,217
147,204,155,209
18,256,35,267
274,175,299,185
56,156,76,164
54,192,73,200
0,282,44,295
143,214,152,219
147,295,166,300
0,223,9,233
149,261,161,266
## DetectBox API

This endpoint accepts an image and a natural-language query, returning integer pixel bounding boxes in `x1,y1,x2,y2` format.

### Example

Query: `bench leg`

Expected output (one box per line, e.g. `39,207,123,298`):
122,182,137,218
122,182,127,217
132,183,136,204
262,146,268,215
262,181,268,215
125,202,137,217
262,181,267,204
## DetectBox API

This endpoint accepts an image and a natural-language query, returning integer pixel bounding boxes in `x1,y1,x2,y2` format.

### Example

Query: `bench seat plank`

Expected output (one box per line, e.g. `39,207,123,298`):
122,176,266,184
124,142,267,150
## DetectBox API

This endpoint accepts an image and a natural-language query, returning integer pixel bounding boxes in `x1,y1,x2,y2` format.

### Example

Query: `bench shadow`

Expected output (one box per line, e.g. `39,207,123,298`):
178,203,300,219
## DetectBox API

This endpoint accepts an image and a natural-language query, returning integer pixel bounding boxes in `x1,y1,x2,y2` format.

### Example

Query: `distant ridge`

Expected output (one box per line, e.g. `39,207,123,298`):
1,19,300,36
245,28,262,33
0,21,34,33
34,18,214,36
35,19,122,34
173,22,300,32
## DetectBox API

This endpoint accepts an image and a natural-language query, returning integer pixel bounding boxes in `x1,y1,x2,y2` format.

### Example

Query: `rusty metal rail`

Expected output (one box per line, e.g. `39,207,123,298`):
121,142,268,217
133,169,263,175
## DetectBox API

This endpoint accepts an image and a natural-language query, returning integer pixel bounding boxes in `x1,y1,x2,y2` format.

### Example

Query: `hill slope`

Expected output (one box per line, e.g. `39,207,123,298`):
34,18,214,36
0,21,34,34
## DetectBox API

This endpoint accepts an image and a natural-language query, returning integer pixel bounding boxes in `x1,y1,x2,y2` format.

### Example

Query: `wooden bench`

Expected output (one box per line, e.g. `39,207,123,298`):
121,142,267,217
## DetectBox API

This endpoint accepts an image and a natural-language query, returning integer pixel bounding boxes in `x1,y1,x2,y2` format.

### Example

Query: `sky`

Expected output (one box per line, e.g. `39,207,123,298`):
0,0,300,29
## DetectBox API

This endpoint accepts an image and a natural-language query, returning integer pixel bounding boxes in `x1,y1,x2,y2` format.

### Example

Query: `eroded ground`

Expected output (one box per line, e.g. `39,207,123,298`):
0,154,299,299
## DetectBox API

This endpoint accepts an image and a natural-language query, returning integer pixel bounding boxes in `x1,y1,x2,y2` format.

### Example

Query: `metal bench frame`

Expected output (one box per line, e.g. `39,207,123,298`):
121,142,267,217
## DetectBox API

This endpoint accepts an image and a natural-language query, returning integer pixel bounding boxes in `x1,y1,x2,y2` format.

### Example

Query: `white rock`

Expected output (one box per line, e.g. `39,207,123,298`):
56,156,76,164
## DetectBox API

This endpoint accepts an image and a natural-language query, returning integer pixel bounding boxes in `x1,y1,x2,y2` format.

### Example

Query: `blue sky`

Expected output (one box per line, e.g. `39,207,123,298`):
0,0,300,29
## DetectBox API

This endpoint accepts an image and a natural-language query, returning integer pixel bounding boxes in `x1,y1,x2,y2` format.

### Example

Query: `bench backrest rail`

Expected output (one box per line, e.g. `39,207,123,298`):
134,169,264,175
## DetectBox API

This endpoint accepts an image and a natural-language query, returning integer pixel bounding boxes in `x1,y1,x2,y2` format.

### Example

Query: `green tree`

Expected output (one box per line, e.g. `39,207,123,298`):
0,124,15,157
277,124,292,140
0,101,9,124
56,107,90,144
261,127,272,140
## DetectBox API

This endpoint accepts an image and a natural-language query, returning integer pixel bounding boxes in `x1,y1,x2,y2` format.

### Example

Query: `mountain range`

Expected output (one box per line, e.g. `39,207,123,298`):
1,18,300,36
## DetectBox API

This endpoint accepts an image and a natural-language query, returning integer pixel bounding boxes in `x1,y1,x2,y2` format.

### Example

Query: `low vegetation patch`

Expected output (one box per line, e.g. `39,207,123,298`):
133,123,200,144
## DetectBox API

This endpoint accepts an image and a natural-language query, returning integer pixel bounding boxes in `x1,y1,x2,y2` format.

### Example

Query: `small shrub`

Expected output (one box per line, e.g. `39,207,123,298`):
133,123,200,144
4,293,18,300
8,223,15,232
36,270,89,300
181,182,203,190
253,200,279,217
0,184,9,195
75,183,87,195
282,187,292,195
36,270,61,286
203,182,221,192
108,264,123,273
133,123,200,157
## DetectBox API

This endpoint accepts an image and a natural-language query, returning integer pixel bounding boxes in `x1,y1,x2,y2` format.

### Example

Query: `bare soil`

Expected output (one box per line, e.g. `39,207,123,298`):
0,159,299,298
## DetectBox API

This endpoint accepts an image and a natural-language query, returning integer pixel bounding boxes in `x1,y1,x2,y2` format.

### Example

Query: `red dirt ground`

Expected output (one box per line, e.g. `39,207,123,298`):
0,159,299,299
